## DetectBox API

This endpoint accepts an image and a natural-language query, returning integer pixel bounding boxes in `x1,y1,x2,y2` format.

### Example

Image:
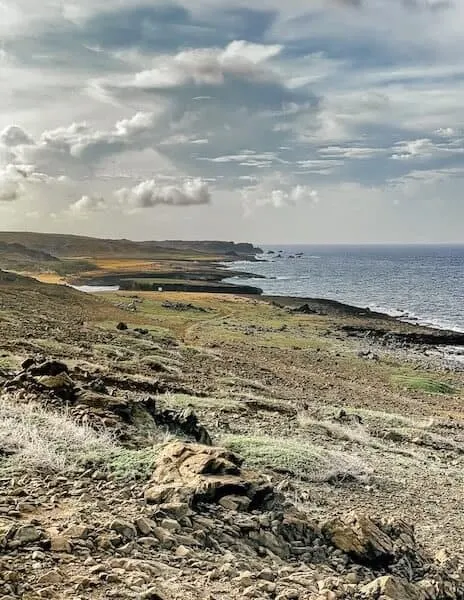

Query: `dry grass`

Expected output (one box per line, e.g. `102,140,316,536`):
0,395,116,473
298,414,377,446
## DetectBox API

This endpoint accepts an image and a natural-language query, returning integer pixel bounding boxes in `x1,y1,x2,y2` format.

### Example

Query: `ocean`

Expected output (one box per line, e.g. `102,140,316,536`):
225,245,464,333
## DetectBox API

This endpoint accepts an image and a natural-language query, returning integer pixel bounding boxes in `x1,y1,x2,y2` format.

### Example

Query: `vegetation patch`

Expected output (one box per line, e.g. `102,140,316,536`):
392,374,456,395
0,355,20,371
98,447,159,481
222,434,370,483
53,259,97,276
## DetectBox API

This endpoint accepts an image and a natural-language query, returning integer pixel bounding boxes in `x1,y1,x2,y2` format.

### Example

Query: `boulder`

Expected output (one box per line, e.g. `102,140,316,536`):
12,524,43,547
28,360,69,376
361,576,426,599
322,513,394,565
144,441,276,511
49,532,72,553
109,518,137,541
36,372,75,392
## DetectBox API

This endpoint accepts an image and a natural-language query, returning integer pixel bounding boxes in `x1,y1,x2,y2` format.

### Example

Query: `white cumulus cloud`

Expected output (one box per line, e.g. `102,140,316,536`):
116,178,212,209
31,111,157,161
243,180,319,211
70,194,106,214
130,41,283,89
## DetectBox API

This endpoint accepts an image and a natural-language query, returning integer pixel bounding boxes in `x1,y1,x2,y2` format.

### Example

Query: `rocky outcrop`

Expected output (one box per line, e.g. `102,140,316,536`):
322,513,395,566
145,441,276,511
2,358,212,444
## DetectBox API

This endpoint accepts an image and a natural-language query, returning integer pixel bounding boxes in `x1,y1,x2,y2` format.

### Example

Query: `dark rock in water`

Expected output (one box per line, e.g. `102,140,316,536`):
116,322,128,331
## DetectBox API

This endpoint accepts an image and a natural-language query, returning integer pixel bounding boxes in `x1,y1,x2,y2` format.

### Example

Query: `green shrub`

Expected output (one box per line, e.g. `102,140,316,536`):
392,375,456,395
223,434,370,483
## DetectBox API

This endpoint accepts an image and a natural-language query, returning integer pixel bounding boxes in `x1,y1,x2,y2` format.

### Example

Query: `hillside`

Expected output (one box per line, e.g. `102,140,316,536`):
0,273,463,599
0,241,59,271
0,232,262,259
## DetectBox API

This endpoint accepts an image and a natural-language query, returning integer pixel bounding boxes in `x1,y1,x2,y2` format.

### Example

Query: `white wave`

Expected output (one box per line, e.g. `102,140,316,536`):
71,285,120,294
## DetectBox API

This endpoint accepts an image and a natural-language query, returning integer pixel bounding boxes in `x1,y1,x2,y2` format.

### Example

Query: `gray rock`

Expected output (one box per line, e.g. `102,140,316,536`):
109,518,137,540
13,525,42,546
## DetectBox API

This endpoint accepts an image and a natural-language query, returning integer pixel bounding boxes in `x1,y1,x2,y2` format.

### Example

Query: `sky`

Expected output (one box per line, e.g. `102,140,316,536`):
0,0,463,243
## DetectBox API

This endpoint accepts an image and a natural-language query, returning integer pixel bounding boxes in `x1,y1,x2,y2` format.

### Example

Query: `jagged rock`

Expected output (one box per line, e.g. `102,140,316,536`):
109,518,137,540
12,524,43,546
219,495,251,511
279,510,319,546
135,517,156,536
75,390,132,420
160,518,180,532
361,575,427,599
36,372,75,393
144,441,276,511
62,524,91,540
36,570,63,585
49,531,72,553
291,303,317,315
322,513,394,565
28,360,69,376
153,405,212,445
20,357,35,370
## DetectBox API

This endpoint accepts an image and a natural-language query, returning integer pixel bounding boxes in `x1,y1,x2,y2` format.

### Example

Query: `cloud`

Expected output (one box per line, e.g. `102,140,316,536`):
0,165,25,201
1,0,464,240
0,179,22,202
116,178,212,208
36,111,157,160
242,179,319,210
435,127,457,137
335,0,453,7
0,125,35,147
390,137,464,160
125,40,283,90
401,0,453,12
199,150,286,167
318,145,386,159
0,162,73,205
114,112,156,137
391,139,436,160
70,194,106,214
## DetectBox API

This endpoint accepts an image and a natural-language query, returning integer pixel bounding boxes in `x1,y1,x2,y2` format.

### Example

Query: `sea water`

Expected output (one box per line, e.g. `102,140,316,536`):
225,245,464,333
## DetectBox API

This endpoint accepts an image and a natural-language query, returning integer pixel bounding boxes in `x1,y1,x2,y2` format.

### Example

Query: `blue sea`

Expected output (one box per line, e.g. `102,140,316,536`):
225,245,464,333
